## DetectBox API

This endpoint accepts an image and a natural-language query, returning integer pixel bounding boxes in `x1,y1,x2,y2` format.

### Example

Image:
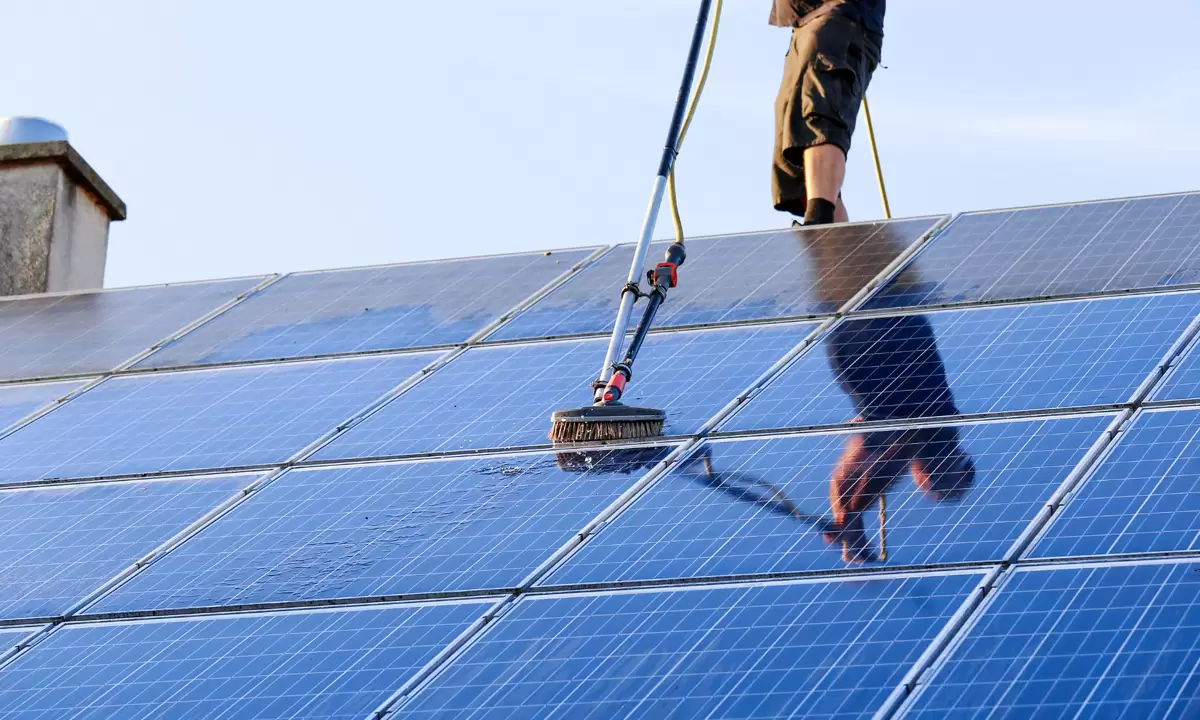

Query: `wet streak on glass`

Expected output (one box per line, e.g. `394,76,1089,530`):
545,416,1109,585
0,601,487,720
905,562,1200,719
315,323,811,460
866,193,1200,310
402,573,981,719
0,474,251,621
723,293,1200,433
92,447,674,614
0,352,437,485
491,219,938,341
0,380,82,432
1032,408,1200,559
137,249,596,368
0,278,263,382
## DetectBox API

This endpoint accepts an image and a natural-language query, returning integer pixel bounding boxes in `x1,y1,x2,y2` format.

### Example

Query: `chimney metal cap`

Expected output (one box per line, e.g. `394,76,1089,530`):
0,117,68,146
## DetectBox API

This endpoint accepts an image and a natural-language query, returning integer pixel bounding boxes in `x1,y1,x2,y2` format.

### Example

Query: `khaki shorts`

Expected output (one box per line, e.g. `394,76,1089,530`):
772,13,882,215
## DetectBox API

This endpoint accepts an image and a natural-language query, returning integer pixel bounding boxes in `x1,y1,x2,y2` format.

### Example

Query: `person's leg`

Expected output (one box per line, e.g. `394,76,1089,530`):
801,144,845,224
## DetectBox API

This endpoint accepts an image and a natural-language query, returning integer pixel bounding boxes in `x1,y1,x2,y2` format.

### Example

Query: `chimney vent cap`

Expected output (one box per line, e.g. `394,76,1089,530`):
0,117,68,146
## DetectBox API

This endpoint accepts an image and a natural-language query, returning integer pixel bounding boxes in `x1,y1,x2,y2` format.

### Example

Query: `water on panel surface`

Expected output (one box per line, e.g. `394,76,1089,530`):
866,193,1200,309
93,446,675,614
492,219,938,341
724,293,1200,433
0,380,81,432
0,474,251,621
0,352,437,485
1032,408,1200,558
316,323,812,460
0,278,263,381
547,416,1109,585
139,248,597,367
0,601,487,720
904,561,1200,719
402,572,982,719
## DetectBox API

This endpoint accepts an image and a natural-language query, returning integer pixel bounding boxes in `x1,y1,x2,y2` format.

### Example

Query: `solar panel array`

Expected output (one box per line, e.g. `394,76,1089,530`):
0,194,1198,718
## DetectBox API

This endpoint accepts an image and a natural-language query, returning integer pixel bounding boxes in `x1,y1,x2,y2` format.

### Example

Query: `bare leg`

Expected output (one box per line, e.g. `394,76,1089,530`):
803,143,846,203
835,197,849,223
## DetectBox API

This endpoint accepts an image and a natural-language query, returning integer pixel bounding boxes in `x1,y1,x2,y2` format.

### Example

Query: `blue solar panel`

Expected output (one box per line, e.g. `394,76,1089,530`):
315,323,812,460
91,446,675,615
1153,337,1200,401
904,561,1200,719
0,600,488,720
490,219,939,341
0,352,438,485
865,193,1200,310
0,380,81,433
0,473,252,621
0,278,264,382
137,249,597,369
401,572,982,719
1031,408,1200,559
545,415,1110,585
723,293,1200,433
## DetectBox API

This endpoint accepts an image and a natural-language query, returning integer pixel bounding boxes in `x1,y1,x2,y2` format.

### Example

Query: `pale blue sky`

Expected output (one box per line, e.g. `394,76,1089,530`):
3,1,1198,287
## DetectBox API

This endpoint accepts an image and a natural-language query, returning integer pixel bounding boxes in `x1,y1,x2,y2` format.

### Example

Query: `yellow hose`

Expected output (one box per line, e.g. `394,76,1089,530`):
668,0,723,244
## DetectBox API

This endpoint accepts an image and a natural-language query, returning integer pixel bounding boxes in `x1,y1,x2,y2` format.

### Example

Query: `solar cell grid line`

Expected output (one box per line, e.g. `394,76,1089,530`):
392,570,988,720
0,275,269,383
897,559,1200,719
541,414,1114,587
862,192,1200,311
0,379,83,435
489,217,943,342
0,599,492,720
1149,322,1200,402
1027,407,1200,561
0,472,257,623
313,321,817,461
134,246,602,369
87,444,682,615
0,349,442,486
720,291,1200,435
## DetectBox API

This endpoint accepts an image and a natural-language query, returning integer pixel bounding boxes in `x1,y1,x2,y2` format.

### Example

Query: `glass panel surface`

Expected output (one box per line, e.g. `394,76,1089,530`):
316,323,812,460
0,278,263,381
0,601,487,720
724,293,1200,433
866,193,1200,309
905,562,1200,719
1152,337,1200,401
0,352,437,485
403,572,982,719
138,249,596,367
92,447,675,614
493,218,938,340
1032,408,1200,558
546,416,1109,585
0,380,81,433
0,474,251,621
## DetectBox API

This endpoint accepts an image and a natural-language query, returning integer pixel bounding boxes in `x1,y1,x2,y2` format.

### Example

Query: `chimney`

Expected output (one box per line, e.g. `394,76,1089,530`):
0,117,126,297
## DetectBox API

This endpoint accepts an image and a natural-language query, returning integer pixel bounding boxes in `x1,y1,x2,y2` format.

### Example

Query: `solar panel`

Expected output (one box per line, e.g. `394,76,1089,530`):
399,572,983,719
0,380,81,433
722,293,1200,434
90,446,676,615
545,415,1110,585
1152,336,1200,401
1030,408,1200,559
0,473,253,621
865,193,1200,310
136,249,598,369
491,218,940,341
0,600,489,719
315,323,813,460
0,278,264,382
0,351,439,485
903,561,1200,719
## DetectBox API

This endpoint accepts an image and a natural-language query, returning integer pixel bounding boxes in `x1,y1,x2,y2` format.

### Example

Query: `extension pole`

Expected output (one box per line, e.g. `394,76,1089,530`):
595,0,715,397
861,95,891,219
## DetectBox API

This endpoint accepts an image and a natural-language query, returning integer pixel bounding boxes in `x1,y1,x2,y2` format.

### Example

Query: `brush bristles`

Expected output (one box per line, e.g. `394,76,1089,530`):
549,419,664,444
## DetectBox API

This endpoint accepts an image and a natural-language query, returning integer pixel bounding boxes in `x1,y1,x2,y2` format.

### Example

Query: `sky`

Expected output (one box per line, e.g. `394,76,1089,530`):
2,0,1198,288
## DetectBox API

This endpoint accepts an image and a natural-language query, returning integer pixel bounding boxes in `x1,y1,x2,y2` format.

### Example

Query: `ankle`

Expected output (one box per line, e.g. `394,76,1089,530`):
804,198,837,225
